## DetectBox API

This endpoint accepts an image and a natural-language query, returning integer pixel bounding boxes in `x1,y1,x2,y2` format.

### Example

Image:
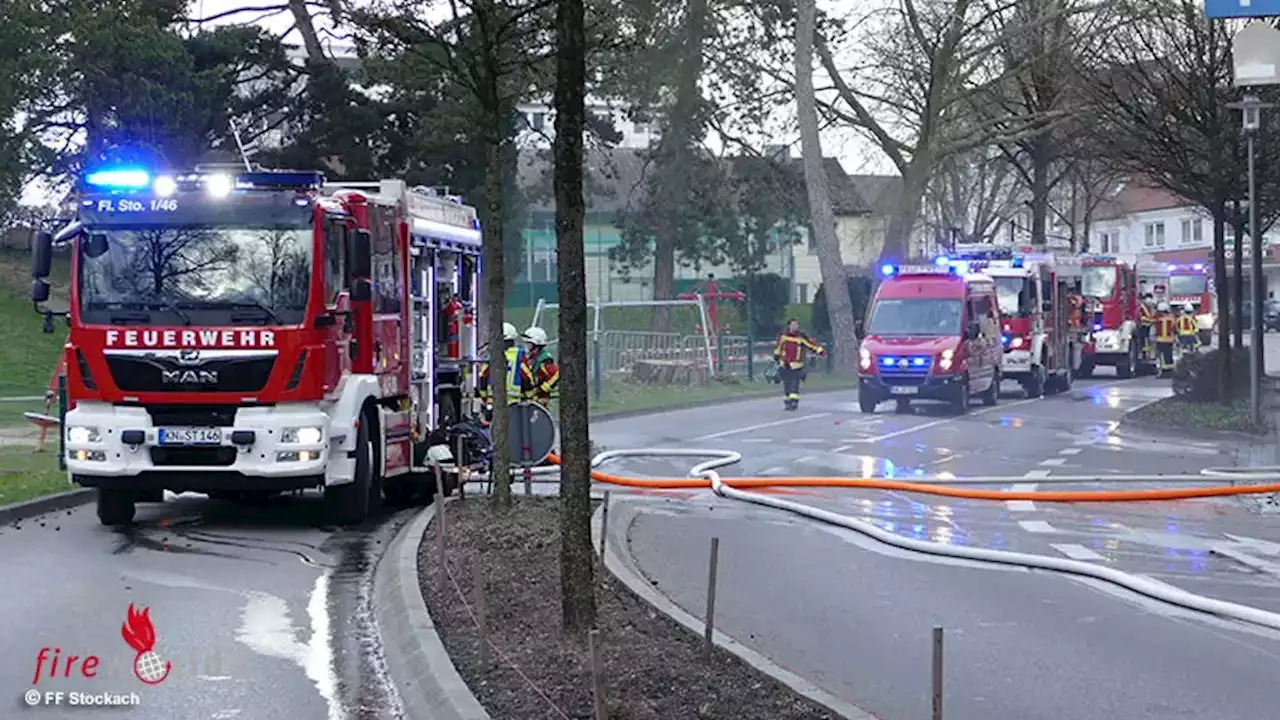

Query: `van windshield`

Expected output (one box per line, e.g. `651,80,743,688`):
995,277,1032,317
866,298,964,336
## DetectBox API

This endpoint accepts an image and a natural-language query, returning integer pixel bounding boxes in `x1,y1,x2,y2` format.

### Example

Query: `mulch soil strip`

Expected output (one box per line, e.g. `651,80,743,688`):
419,496,840,719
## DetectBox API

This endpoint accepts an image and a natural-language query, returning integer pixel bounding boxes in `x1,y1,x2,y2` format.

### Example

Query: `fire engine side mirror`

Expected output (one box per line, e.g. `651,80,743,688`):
31,279,50,304
965,321,981,340
1042,300,1053,312
348,229,372,278
32,231,53,279
350,277,372,303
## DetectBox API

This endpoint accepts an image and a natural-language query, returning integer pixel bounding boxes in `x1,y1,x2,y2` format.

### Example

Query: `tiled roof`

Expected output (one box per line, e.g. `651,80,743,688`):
1092,179,1193,221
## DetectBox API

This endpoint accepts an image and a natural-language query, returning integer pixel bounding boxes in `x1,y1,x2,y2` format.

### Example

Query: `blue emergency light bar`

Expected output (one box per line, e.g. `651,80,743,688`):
85,168,151,189
83,165,324,196
882,262,960,277
879,356,930,368
1167,263,1206,272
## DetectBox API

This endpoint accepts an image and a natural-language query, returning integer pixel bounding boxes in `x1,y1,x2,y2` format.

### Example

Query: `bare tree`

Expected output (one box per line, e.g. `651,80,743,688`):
924,145,1022,245
1084,0,1280,400
796,0,857,371
553,0,595,637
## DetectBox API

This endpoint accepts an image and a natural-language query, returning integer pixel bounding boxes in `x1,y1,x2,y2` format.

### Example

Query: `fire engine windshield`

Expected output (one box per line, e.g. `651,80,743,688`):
994,277,1032,317
1081,265,1117,298
77,224,312,326
866,298,964,336
1168,273,1208,296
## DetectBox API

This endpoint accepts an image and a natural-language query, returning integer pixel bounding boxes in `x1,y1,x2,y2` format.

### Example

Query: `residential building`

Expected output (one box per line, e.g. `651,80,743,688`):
515,98,662,150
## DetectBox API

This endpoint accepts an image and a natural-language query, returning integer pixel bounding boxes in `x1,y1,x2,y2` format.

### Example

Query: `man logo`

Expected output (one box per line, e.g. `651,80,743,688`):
161,370,218,385
176,349,201,366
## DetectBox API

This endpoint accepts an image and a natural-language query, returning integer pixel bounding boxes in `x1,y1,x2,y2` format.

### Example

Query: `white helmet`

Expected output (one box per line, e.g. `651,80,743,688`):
1183,303,1195,314
524,326,549,345
502,322,519,341
1157,301,1170,312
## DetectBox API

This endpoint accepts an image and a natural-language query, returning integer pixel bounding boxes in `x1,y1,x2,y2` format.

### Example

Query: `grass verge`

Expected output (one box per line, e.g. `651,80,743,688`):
589,373,856,417
0,447,70,507
1124,395,1270,436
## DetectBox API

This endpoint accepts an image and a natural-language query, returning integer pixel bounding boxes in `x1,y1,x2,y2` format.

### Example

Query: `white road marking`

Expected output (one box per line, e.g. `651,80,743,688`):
694,413,831,441
1006,483,1038,512
849,398,1039,444
739,438,771,444
1019,520,1055,533
832,445,852,453
791,438,826,444
795,456,816,464
1059,448,1082,456
1052,543,1104,561
1023,469,1052,478
1040,457,1067,467
760,466,787,475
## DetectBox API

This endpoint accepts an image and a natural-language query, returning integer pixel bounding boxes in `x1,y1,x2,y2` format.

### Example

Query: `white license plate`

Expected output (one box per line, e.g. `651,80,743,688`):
158,427,223,445
890,386,919,395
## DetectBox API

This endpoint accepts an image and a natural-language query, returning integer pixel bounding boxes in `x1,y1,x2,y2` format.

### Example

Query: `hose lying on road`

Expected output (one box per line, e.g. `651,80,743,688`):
568,449,1280,633
545,453,1280,502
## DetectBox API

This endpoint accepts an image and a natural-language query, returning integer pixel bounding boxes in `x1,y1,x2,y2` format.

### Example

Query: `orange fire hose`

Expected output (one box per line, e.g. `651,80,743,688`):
543,454,1280,503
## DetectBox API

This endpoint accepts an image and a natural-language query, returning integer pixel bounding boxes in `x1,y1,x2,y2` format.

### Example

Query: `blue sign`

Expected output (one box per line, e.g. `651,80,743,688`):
1206,0,1280,18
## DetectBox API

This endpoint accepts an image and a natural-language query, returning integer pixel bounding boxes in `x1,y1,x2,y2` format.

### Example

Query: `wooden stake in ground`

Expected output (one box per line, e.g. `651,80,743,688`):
599,491,611,562
475,557,488,669
588,628,607,720
932,626,943,720
703,536,720,660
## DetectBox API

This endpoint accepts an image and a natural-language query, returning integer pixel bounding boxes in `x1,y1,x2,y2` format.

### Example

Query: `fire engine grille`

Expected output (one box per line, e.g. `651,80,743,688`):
149,446,238,467
145,405,239,427
105,355,276,393
877,356,932,385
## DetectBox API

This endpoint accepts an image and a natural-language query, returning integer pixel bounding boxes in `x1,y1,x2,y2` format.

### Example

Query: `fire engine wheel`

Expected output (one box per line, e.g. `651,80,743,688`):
325,420,372,526
894,398,910,413
951,377,970,414
96,488,136,526
1116,347,1137,379
859,396,878,414
1077,358,1094,379
1023,365,1045,398
980,370,1000,406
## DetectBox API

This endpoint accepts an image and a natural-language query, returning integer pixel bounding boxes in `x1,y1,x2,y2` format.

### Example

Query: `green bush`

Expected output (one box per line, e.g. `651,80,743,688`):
745,272,790,337
1171,349,1250,402
811,275,874,340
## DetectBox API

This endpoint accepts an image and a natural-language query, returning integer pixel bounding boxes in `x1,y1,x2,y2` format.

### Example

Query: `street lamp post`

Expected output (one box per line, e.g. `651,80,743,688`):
1227,95,1273,427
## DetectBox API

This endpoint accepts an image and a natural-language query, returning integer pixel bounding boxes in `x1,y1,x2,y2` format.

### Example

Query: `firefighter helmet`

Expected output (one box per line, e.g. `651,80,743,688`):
1157,301,1170,312
503,322,519,341
1183,303,1195,314
524,326,549,345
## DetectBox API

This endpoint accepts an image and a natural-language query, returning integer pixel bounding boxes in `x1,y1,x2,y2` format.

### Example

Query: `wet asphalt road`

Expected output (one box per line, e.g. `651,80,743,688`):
1,494,414,720
594,370,1280,720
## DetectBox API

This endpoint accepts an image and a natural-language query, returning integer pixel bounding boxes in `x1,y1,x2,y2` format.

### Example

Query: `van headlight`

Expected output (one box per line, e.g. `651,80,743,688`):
281,427,324,445
939,349,954,371
67,426,100,444
859,347,872,370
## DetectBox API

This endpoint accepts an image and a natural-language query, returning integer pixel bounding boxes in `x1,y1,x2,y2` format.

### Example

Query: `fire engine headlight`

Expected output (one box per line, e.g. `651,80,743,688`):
859,347,872,370
281,426,324,445
67,426,100,444
1011,337,1024,348
939,349,954,371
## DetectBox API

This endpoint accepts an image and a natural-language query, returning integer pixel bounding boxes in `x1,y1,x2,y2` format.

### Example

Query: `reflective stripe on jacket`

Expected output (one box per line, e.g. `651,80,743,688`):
1176,315,1198,336
1155,315,1176,342
774,332,823,369
478,346,525,400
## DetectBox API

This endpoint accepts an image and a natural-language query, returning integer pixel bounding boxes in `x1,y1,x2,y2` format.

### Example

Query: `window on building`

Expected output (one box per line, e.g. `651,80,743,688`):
797,283,808,304
1144,222,1165,248
1181,218,1203,245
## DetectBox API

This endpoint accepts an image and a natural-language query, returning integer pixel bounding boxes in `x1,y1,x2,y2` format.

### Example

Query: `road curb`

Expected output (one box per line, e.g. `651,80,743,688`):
591,498,877,720
374,498,490,720
0,488,93,525
589,381,858,422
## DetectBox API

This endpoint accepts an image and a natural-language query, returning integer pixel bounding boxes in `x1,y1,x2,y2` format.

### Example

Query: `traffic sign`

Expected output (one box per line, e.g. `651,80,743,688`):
1233,22,1280,86
1208,0,1280,18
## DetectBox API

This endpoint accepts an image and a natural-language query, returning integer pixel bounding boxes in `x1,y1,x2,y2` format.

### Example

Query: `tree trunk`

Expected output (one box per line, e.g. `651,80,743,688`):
554,0,596,638
484,125,513,507
796,0,857,372
881,159,930,263
1212,205,1231,402
1030,143,1050,247
648,0,707,332
1233,200,1244,350
287,0,329,62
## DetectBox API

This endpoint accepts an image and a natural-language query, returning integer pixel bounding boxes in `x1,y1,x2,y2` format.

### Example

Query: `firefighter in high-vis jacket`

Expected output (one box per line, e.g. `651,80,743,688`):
1137,294,1156,355
1154,301,1176,375
521,326,559,405
773,318,826,411
477,322,524,402
1176,302,1200,353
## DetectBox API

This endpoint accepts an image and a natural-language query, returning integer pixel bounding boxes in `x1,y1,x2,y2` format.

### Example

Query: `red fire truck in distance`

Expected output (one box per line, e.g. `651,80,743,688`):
950,247,1083,397
1074,254,1165,378
30,166,482,527
1166,262,1215,345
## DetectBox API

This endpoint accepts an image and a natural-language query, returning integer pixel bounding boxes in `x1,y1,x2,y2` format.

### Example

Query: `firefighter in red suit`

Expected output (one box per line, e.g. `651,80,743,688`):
773,318,825,411
520,326,559,405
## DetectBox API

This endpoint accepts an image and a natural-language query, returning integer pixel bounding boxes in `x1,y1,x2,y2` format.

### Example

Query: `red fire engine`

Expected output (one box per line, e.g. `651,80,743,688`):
29,167,483,527
951,248,1084,397
1165,262,1215,345
1074,254,1166,378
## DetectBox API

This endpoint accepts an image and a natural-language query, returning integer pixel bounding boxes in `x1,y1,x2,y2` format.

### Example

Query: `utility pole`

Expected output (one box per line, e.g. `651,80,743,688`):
1228,94,1272,427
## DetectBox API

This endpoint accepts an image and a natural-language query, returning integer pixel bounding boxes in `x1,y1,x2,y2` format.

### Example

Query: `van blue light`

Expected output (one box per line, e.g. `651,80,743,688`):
1093,323,1103,331
934,256,949,266
1167,263,1178,272
85,168,150,189
881,263,896,277
1192,263,1204,271
1011,257,1023,268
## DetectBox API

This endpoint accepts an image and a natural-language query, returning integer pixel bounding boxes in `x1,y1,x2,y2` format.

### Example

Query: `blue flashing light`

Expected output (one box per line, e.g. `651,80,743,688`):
1192,263,1205,271
881,263,896,277
1167,263,1178,272
911,357,927,367
881,356,896,366
934,256,949,266
1001,334,1010,345
85,168,150,189
1092,323,1103,331
1011,257,1024,268
879,355,929,367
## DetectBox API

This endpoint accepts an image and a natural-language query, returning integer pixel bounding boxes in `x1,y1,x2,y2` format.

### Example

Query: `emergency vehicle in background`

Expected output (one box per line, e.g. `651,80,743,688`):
855,260,1003,415
1165,262,1215,345
949,246,1082,397
30,166,484,527
1074,254,1167,378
